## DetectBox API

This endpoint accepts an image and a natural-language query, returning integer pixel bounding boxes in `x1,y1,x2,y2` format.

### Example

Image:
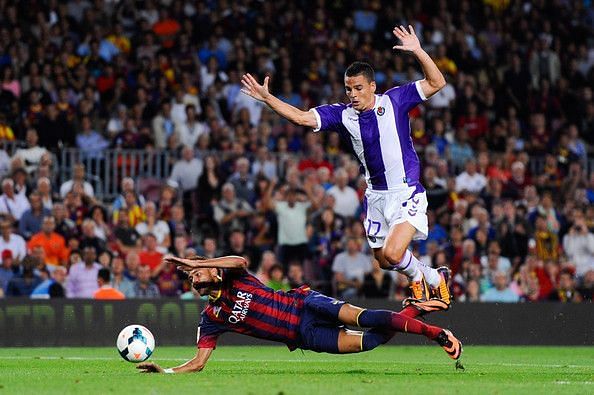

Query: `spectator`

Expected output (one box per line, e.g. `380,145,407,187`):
135,201,171,253
168,146,203,207
327,168,359,218
332,237,372,298
213,183,253,240
362,259,393,299
31,266,67,299
27,216,69,268
0,219,27,263
132,265,160,298
455,159,487,194
0,178,30,223
113,210,142,255
228,157,256,204
562,211,594,277
110,255,135,298
89,205,111,241
156,258,181,297
59,163,94,198
482,271,520,303
224,229,258,272
174,104,208,148
66,246,101,298
79,219,107,255
52,203,77,241
12,128,49,174
112,177,146,213
76,116,110,160
36,177,54,210
113,191,146,227
287,262,306,288
93,268,125,300
548,270,582,303
266,264,290,291
139,233,164,276
18,192,51,239
124,251,140,281
263,179,320,267
0,250,15,293
6,256,42,297
152,101,175,149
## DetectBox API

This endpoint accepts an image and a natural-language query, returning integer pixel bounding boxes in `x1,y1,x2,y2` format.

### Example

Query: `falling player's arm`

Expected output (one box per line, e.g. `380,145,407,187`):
137,347,214,374
241,73,318,128
393,25,446,98
165,255,248,271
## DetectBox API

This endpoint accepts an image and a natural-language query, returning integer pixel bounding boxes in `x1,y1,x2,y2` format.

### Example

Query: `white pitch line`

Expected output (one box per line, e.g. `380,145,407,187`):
0,355,592,369
555,381,593,385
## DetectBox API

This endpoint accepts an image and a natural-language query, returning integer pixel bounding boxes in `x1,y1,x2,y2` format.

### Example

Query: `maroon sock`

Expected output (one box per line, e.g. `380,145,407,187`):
358,309,442,340
399,305,421,319
390,312,442,339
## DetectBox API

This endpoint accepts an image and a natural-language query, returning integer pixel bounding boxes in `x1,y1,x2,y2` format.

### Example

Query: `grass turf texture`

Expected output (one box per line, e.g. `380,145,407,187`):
0,346,592,394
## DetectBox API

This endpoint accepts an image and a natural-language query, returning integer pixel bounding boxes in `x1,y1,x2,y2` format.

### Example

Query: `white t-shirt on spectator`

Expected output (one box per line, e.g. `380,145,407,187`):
0,233,27,263
13,146,49,174
175,121,209,148
59,180,95,198
562,232,594,276
332,251,372,283
455,172,487,193
328,185,359,218
233,92,265,126
169,158,203,192
274,201,310,245
427,83,456,109
0,193,30,221
135,220,171,247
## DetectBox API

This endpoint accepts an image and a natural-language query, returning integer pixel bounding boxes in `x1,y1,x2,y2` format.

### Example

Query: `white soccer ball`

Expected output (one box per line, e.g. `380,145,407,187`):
116,324,155,363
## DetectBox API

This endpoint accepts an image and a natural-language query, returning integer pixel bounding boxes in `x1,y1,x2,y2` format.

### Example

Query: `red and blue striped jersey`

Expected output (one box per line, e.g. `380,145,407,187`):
196,269,310,350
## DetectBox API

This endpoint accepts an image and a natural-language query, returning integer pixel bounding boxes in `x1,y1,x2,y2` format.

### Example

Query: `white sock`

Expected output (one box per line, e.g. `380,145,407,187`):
391,249,440,287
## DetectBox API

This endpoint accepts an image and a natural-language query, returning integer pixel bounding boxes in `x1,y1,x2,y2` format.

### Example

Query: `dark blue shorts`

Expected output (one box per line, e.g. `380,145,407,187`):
297,291,345,353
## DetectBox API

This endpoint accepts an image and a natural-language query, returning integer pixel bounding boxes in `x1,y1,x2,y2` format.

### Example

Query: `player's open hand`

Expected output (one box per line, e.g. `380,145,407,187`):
164,255,196,270
136,362,164,373
392,25,421,53
241,73,271,102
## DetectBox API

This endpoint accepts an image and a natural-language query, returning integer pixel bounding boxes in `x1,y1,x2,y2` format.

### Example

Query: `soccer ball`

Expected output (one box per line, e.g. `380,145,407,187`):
116,324,155,363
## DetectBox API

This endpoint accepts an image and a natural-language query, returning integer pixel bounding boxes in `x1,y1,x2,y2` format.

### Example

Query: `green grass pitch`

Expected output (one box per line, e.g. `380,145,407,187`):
0,346,592,394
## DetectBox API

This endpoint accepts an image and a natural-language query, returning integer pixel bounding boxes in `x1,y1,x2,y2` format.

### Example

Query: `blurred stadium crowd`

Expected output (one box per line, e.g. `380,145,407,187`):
0,0,592,302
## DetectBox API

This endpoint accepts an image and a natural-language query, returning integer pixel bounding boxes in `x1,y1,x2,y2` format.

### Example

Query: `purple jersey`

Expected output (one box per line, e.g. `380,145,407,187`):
196,269,310,350
311,81,427,191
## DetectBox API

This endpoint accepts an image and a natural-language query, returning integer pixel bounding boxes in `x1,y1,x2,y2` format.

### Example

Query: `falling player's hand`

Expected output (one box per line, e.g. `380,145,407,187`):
136,362,164,373
241,73,271,102
392,25,421,53
164,255,196,271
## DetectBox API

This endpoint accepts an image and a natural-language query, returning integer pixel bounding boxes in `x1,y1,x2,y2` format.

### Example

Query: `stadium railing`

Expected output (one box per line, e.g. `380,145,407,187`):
53,147,594,202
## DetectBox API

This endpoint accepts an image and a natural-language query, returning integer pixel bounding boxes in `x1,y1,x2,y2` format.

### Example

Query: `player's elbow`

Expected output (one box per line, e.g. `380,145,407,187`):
432,74,446,90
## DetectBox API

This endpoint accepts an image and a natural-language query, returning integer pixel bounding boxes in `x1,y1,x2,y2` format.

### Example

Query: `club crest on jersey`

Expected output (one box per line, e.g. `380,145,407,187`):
376,106,385,116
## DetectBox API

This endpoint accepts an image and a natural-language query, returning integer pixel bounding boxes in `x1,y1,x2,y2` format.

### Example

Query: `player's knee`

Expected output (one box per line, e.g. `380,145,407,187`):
382,244,406,265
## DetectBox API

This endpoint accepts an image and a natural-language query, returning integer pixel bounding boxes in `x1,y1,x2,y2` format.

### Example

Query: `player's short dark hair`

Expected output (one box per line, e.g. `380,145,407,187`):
345,61,375,82
98,268,111,282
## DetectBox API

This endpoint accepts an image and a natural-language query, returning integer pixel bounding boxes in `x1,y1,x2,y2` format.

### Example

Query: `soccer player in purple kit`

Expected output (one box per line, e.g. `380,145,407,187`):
239,25,450,306
137,255,462,374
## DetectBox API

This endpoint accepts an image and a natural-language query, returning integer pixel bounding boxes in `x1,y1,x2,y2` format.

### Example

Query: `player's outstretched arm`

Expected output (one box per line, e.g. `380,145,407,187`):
241,73,318,128
393,25,445,98
165,255,248,271
137,347,214,374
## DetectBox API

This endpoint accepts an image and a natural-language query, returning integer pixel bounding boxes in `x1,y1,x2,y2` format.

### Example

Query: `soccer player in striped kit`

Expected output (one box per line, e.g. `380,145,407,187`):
240,25,450,306
137,255,461,374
